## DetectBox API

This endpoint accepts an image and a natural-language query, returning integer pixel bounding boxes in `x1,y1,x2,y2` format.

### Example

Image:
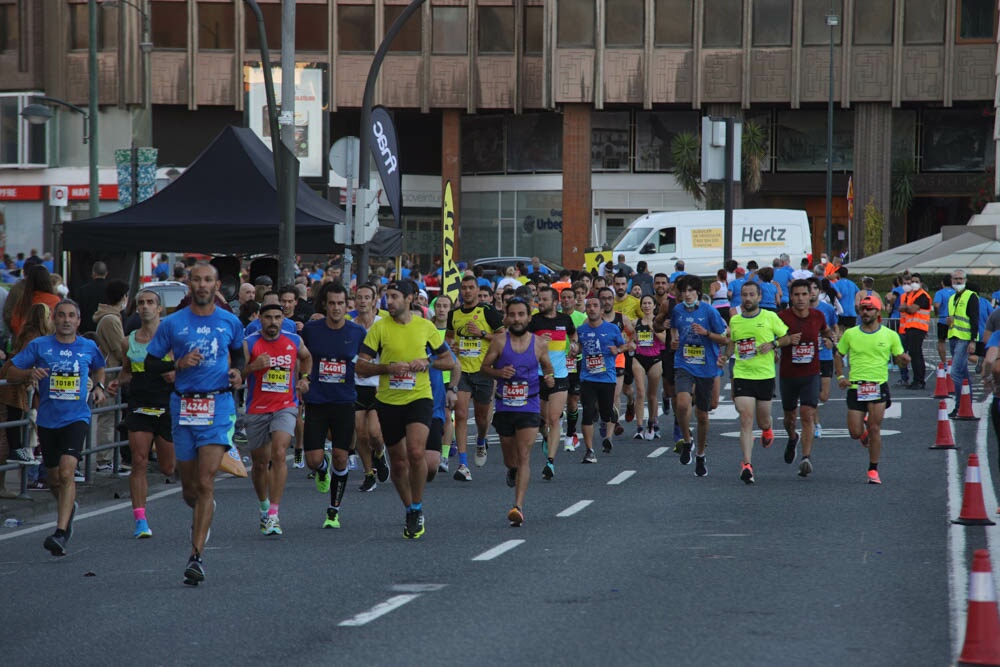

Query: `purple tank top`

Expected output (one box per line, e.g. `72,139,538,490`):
494,334,541,413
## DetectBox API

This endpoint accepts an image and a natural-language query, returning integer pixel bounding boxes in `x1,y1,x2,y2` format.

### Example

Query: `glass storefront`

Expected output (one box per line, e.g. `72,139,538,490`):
460,191,562,264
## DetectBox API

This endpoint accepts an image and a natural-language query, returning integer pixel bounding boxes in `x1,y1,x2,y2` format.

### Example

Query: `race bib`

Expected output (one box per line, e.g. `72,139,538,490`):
458,337,481,358
856,382,880,401
501,381,528,407
50,373,81,400
319,358,346,384
585,354,606,374
791,343,814,364
389,371,417,391
133,407,165,417
637,331,654,347
682,345,706,365
261,367,290,393
179,395,215,425
736,338,757,361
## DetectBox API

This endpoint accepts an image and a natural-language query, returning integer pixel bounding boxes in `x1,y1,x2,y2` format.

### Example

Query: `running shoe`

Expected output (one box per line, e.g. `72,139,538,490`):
814,422,822,438
358,472,377,492
43,533,68,557
859,429,869,448
507,506,524,527
404,509,425,539
612,407,621,424
475,445,488,467
644,427,655,441
633,429,645,440
264,514,282,536
438,458,449,474
259,511,268,534
66,501,78,541
315,452,332,493
453,464,472,482
134,519,152,539
374,451,390,483
541,461,554,480
798,457,813,478
293,449,305,469
582,449,597,463
784,432,799,465
613,421,625,436
183,554,205,585
695,455,707,477
323,508,341,529
602,438,613,454
232,428,248,445
625,401,635,423
73,469,85,482
867,469,882,485
6,447,39,465
653,423,662,439
564,434,579,452
740,462,755,485
96,463,113,473
761,428,774,449
506,467,517,488
679,441,693,466
674,439,685,454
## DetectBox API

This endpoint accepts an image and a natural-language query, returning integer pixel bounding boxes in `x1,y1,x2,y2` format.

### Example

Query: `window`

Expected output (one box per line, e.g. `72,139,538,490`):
524,6,544,53
635,111,699,171
557,0,594,47
657,228,676,253
68,2,118,50
592,112,630,171
245,3,280,50
753,0,792,47
462,115,505,174
703,0,742,47
198,2,234,50
386,4,422,53
904,0,945,44
507,114,561,172
433,7,467,54
775,110,854,171
339,5,375,53
958,0,997,41
151,1,186,48
297,4,328,51
922,109,994,171
802,0,841,45
853,1,893,45
606,0,643,47
0,2,18,52
0,96,15,164
654,0,692,46
0,94,48,168
479,6,514,54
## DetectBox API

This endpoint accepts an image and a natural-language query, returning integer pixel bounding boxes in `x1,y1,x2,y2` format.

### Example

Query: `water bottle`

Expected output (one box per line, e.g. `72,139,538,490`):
4,518,23,528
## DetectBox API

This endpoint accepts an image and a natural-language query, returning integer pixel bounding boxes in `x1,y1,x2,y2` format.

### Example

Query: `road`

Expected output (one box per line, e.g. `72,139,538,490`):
2,366,998,666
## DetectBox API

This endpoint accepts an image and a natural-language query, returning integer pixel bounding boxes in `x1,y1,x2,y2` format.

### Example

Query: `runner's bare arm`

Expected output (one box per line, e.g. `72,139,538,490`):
479,335,508,379
538,345,555,388
296,342,312,394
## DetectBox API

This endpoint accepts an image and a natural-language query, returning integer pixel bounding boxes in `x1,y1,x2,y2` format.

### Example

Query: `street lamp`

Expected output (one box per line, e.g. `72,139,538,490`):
825,10,839,261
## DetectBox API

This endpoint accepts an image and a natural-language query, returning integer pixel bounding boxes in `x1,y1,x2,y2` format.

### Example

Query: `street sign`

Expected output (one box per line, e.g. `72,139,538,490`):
329,136,360,180
49,186,68,207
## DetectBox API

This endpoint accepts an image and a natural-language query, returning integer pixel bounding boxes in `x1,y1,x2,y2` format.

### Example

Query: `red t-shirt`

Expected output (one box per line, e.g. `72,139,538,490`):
778,308,827,377
246,332,301,414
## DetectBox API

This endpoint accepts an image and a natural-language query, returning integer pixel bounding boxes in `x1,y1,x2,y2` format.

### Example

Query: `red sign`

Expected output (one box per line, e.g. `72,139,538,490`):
67,185,119,201
0,186,43,200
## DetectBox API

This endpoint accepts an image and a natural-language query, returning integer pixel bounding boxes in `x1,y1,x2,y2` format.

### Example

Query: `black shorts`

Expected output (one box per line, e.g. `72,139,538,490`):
580,381,616,426
820,359,834,378
732,377,775,402
458,370,493,405
427,417,444,453
354,385,378,411
779,374,821,411
125,407,173,441
838,315,857,328
492,411,542,437
846,382,892,412
37,421,89,469
376,398,434,446
674,368,714,413
661,340,676,384
567,372,581,396
304,402,355,452
937,323,949,341
540,376,569,401
623,353,634,385
634,353,661,373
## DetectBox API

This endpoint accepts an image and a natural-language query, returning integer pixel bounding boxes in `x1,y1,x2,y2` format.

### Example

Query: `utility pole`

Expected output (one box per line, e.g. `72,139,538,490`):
88,0,99,218
279,0,297,286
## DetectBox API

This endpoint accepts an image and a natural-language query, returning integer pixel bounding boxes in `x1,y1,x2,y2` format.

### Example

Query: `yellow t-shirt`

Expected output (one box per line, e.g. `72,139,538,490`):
614,295,642,321
729,309,788,380
362,316,444,405
448,304,504,374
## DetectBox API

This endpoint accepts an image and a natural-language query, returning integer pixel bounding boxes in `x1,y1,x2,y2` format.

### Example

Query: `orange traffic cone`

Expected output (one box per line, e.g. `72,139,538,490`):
932,363,950,398
956,379,980,421
930,401,957,450
957,549,1000,666
953,454,997,526
947,364,956,394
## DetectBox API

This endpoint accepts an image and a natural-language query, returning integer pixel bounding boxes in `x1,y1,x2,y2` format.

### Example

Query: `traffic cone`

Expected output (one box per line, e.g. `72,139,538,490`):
956,379,980,421
932,363,950,398
957,549,1000,666
947,364,956,394
953,454,997,526
930,401,957,449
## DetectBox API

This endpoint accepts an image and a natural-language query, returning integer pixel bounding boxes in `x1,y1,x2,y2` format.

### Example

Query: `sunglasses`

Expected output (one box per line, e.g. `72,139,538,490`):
860,306,879,312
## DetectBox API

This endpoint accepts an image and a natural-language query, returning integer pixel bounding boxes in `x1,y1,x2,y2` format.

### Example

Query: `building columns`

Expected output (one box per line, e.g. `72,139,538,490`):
852,103,892,259
442,108,462,258
561,103,591,269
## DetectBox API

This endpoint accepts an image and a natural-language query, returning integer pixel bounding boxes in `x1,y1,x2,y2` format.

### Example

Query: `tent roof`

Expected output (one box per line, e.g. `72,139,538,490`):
62,126,345,254
845,233,944,274
909,238,1000,276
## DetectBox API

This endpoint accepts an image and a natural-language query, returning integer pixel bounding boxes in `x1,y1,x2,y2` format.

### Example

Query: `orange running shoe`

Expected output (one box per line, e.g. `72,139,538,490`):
507,506,524,527
867,469,882,485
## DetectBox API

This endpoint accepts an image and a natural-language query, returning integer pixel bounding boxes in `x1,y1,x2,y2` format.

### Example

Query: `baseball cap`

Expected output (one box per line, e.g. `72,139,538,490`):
386,280,415,296
859,294,882,311
254,275,273,287
735,267,746,277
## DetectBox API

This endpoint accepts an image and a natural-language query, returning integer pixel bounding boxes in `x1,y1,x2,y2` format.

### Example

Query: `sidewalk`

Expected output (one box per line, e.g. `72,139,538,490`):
0,469,171,522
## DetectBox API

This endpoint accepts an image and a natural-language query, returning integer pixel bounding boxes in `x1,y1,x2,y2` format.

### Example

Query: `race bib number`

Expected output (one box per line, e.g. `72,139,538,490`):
319,359,346,384
501,381,528,407
736,338,757,361
459,337,482,358
856,382,880,401
389,371,417,391
50,373,81,400
585,354,606,374
133,407,165,417
261,367,290,393
791,343,814,364
179,395,215,426
637,331,654,347
682,345,706,365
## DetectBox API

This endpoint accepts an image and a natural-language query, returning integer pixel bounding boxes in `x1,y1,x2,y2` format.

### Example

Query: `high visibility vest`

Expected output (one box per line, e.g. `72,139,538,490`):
947,290,976,340
900,289,931,333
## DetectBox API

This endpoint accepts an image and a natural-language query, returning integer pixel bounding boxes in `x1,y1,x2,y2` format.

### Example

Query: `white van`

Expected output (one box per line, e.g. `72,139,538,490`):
610,209,812,278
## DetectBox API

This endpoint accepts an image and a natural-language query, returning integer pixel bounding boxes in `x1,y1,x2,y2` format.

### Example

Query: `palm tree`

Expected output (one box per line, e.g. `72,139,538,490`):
670,120,768,208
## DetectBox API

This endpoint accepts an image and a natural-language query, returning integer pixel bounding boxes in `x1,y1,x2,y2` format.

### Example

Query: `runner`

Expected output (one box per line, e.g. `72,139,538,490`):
483,297,555,525
600,287,633,436
351,284,390,492
835,294,909,484
726,281,796,484
778,279,836,477
243,304,312,535
560,286,587,452
431,294,456,472
669,275,728,476
109,289,176,538
652,273,675,441
144,262,244,585
9,299,106,556
632,294,667,440
808,276,839,438
446,275,504,481
528,285,577,480
612,273,641,425
933,275,954,369
357,281,453,539
577,294,628,462
425,337,460,481
299,282,366,529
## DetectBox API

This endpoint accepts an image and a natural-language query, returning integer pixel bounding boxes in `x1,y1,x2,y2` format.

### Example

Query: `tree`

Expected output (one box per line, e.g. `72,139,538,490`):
670,120,768,209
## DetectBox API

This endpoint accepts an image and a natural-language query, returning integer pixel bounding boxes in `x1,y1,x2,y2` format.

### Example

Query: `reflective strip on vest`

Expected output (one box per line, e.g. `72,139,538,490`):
948,291,974,340
900,290,931,332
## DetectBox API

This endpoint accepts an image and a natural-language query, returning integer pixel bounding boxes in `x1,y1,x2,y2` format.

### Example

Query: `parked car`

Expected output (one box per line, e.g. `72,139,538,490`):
471,256,562,280
140,280,190,314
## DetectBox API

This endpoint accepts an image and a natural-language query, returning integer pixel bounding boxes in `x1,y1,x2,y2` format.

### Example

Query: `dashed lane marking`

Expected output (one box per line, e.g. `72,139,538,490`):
472,539,526,561
607,470,636,485
339,594,423,627
556,500,593,517
647,447,670,458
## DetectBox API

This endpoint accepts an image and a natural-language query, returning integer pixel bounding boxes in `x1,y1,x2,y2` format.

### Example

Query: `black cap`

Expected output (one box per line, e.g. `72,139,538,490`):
259,303,283,315
254,275,273,287
386,281,415,296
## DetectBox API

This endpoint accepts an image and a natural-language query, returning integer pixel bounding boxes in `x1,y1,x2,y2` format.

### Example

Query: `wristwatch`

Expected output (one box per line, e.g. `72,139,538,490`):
447,386,458,393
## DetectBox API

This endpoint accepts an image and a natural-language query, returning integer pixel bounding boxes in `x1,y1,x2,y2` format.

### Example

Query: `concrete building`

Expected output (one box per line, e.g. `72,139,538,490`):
0,0,997,270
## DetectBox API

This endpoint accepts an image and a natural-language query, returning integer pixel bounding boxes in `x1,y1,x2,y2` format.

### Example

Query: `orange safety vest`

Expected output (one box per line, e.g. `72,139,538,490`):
900,289,931,333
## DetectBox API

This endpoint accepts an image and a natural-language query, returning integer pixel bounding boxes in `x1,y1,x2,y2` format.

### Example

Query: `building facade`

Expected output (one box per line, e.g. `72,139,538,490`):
0,0,997,270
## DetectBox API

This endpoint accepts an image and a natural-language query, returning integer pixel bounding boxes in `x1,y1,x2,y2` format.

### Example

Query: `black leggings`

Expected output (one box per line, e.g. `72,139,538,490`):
5,406,22,450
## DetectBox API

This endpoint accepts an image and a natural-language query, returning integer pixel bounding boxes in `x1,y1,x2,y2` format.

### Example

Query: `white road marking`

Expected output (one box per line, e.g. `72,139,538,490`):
339,594,421,627
472,539,526,561
883,402,902,419
719,428,900,439
647,447,670,458
556,500,593,517
974,398,1000,610
948,441,968,655
607,470,636,485
390,584,447,593
708,405,740,420
704,533,749,537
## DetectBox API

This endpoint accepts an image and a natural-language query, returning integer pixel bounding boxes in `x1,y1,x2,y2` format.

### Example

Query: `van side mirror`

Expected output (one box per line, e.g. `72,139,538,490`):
640,242,656,254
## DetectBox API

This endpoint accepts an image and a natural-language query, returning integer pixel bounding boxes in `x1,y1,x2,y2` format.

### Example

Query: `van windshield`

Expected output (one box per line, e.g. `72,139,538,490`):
613,227,653,252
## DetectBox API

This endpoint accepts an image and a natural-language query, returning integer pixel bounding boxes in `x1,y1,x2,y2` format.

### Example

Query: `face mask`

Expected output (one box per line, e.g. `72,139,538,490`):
955,283,965,292
684,299,698,309
901,284,912,293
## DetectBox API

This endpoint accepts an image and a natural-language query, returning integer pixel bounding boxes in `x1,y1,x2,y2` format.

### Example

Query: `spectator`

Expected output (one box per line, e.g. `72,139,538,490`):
229,281,256,313
614,254,634,279
8,265,59,337
668,260,687,284
172,262,188,283
77,261,109,334
42,252,54,273
0,303,54,468
94,279,130,472
153,253,170,280
496,266,521,292
632,261,654,297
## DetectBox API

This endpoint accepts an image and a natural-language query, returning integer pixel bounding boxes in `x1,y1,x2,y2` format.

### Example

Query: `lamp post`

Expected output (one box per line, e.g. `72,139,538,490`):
825,10,839,260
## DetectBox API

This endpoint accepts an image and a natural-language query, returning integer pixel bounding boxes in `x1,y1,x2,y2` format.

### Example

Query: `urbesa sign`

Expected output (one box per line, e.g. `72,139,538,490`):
740,226,787,245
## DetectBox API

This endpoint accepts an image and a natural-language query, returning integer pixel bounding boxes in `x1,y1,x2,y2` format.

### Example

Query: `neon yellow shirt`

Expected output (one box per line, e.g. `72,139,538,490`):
362,316,444,405
614,295,642,321
837,325,903,385
729,309,788,380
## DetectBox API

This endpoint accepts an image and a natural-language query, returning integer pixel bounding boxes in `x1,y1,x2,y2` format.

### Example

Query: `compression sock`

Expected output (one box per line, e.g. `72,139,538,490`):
459,452,468,466
133,507,146,521
267,504,279,516
567,409,579,435
332,467,348,508
259,499,270,513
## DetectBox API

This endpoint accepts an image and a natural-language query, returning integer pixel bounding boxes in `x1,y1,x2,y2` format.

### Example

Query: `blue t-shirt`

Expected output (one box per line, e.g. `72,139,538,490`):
670,302,727,378
834,279,860,317
889,286,905,318
816,301,838,361
987,330,1000,350
147,307,244,396
244,317,297,338
577,321,624,384
12,335,105,428
934,287,955,324
773,266,794,302
760,282,778,309
669,271,688,284
428,343,455,423
729,277,747,309
300,319,367,405
979,297,993,342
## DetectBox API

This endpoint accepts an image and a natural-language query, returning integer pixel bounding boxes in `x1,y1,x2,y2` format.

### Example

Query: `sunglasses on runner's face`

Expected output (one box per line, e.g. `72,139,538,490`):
861,306,879,312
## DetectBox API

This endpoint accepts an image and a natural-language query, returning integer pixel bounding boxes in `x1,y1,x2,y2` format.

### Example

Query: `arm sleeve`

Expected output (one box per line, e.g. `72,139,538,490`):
485,307,504,330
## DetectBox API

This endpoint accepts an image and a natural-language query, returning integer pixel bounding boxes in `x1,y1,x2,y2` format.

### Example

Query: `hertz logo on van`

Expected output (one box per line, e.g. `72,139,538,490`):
740,226,787,246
